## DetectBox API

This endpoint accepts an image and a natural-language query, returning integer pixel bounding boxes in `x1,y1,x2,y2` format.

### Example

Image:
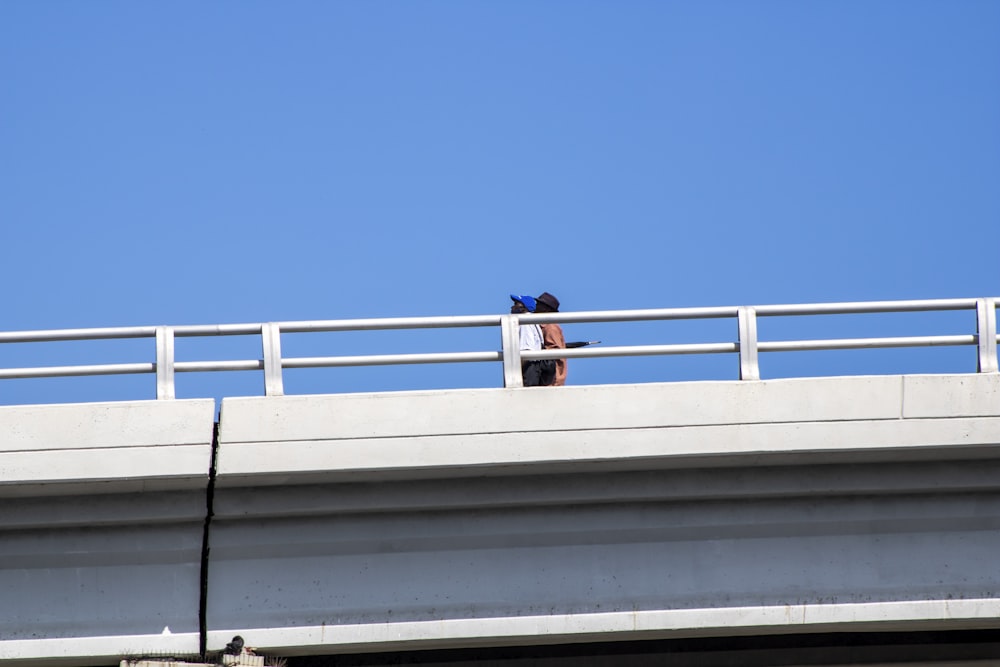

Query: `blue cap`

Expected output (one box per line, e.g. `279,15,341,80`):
510,294,536,312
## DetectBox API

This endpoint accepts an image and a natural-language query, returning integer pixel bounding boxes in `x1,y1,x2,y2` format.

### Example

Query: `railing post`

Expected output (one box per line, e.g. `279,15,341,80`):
262,322,285,396
500,315,523,388
738,307,760,380
976,298,998,373
155,326,175,399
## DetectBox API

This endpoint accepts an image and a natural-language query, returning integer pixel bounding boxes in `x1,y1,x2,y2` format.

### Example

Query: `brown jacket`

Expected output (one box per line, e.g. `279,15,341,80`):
540,323,567,386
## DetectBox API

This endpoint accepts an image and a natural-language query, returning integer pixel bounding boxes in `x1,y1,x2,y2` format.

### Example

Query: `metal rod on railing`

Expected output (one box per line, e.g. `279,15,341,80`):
173,323,263,337
174,360,263,372
279,315,503,333
977,298,998,373
0,363,154,379
754,298,980,316
526,342,739,359
738,307,759,380
758,335,976,352
284,351,502,368
0,326,158,342
518,306,739,325
262,322,284,396
500,314,523,388
155,327,175,399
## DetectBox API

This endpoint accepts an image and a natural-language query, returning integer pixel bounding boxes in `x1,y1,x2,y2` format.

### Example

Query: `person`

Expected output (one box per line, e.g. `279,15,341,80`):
510,294,555,387
534,292,567,386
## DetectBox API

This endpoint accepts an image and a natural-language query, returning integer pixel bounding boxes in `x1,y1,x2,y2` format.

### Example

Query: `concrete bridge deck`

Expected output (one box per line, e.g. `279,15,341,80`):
2,373,999,665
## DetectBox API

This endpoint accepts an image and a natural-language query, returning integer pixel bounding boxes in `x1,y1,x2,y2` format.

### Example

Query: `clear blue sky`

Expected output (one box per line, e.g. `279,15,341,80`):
1,1,998,403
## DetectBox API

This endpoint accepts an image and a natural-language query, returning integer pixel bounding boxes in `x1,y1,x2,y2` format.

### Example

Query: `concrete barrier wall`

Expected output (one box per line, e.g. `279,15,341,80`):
215,375,1000,484
0,399,216,496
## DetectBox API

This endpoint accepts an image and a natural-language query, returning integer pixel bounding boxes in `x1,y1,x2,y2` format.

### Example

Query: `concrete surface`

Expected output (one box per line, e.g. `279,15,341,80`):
206,375,1000,656
2,376,999,665
0,400,215,665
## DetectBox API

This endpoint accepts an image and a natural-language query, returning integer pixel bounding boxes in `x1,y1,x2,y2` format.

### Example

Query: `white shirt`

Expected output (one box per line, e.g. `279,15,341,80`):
519,323,543,351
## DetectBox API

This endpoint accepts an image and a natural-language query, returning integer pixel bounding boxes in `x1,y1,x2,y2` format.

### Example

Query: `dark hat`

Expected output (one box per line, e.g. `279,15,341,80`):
535,292,560,312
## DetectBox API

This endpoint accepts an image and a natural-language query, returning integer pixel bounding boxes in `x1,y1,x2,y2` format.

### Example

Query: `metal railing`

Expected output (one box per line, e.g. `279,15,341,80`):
0,297,996,399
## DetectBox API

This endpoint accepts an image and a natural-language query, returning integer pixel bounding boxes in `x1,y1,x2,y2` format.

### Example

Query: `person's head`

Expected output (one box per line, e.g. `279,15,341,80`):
535,292,560,313
510,294,536,314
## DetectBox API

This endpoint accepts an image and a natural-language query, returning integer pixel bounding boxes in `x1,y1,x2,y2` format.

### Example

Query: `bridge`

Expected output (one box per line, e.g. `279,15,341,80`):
1,297,999,666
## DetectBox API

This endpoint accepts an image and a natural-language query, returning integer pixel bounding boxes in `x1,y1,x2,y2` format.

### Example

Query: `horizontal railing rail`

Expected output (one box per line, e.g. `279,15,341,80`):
0,297,996,400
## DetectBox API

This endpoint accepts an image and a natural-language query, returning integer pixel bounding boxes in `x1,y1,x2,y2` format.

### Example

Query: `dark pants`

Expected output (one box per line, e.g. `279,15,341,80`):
522,359,556,387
